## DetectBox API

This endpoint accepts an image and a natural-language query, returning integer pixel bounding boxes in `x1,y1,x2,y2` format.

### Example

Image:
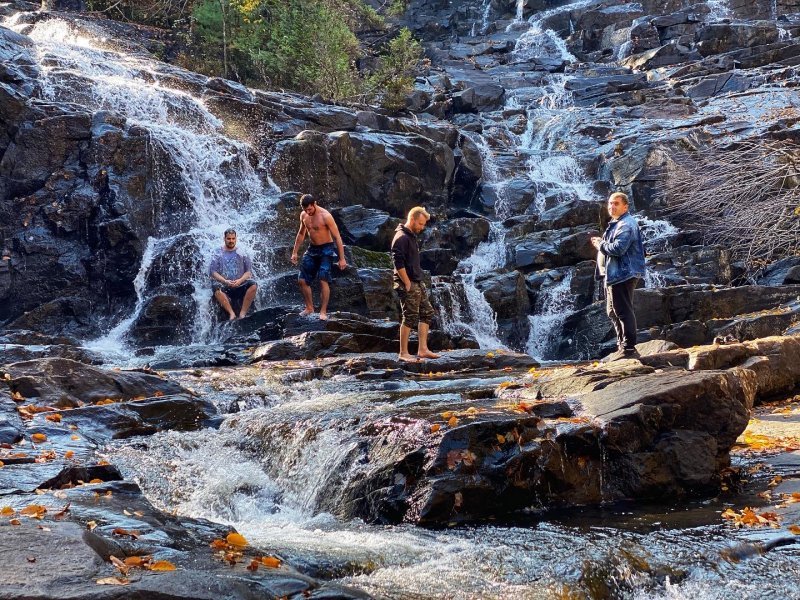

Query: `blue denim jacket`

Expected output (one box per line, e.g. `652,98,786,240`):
599,211,645,286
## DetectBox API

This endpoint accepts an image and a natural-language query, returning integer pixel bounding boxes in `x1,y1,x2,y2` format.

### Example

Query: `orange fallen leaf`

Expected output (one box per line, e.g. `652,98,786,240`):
1,506,14,516
430,424,441,433
447,416,458,427
31,433,47,443
9,518,20,525
10,391,24,402
496,434,506,444
226,532,248,548
210,539,227,550
246,559,259,571
20,505,46,518
64,450,75,459
789,524,800,535
89,478,104,484
71,435,80,441
260,556,281,568
112,528,140,539
45,414,62,423
441,411,453,419
149,560,177,571
154,391,165,397
124,556,150,567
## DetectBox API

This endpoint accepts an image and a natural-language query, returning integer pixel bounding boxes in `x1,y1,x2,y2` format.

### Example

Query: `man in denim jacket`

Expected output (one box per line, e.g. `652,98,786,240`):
591,192,646,361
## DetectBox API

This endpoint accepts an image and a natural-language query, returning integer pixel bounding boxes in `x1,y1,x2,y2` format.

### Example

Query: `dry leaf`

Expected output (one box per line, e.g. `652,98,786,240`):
70,435,80,441
1,506,14,516
430,424,441,433
210,539,227,550
149,560,177,571
496,434,506,444
87,520,97,530
789,524,800,535
9,518,20,525
64,450,75,459
45,414,62,423
96,577,129,586
20,505,46,518
226,532,248,548
112,528,140,539
31,433,47,443
260,556,281,568
246,559,259,571
447,416,458,427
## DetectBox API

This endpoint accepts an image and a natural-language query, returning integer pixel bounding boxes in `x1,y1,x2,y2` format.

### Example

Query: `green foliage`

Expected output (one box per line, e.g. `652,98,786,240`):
367,28,423,112
187,0,366,99
388,0,409,17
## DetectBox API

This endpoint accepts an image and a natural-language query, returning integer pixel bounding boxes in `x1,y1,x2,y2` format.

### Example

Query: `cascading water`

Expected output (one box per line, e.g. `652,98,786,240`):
526,271,575,361
11,18,279,356
639,216,679,289
706,0,733,21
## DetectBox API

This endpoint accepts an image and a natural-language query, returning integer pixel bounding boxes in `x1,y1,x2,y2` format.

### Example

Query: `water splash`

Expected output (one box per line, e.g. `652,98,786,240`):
16,18,280,351
706,0,733,21
513,0,597,63
638,216,678,289
526,272,575,360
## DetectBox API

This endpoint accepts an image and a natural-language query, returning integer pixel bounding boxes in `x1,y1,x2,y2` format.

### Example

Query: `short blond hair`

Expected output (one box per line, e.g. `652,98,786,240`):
408,206,430,220
609,192,629,205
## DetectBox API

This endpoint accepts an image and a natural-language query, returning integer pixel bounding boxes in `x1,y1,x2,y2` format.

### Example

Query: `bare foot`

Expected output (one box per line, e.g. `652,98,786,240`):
228,313,236,321
300,308,314,316
417,350,440,359
238,313,246,320
398,353,419,363
319,312,328,321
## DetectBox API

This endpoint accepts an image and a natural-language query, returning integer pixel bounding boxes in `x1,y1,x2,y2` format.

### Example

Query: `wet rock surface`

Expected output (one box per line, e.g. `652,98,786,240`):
0,357,366,600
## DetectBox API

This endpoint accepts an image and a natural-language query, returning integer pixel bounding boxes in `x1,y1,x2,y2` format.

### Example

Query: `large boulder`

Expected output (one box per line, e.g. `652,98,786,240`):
269,130,456,218
1,358,188,407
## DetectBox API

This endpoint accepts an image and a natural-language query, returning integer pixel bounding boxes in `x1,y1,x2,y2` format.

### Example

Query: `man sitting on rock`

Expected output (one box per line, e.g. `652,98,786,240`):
290,194,347,321
591,192,646,361
391,206,440,363
209,229,258,321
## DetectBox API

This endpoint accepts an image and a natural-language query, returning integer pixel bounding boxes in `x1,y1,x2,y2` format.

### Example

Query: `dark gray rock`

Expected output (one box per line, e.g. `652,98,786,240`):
2,358,188,408
332,205,399,252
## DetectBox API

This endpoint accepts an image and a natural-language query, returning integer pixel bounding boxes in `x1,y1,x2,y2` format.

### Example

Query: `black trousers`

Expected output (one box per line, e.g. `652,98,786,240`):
606,278,638,351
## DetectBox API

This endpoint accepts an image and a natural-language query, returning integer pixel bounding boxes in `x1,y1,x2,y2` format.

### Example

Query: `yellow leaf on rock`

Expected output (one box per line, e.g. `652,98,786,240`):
9,518,21,525
789,524,800,535
496,434,506,444
447,416,458,428
1,506,14,515
45,414,62,423
71,435,80,441
226,532,248,548
64,451,74,459
149,560,177,571
441,411,453,419
31,433,47,443
430,424,440,433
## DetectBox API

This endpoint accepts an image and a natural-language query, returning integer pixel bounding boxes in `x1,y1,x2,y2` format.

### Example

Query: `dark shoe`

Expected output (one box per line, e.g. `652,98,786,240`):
600,349,626,363
601,348,639,363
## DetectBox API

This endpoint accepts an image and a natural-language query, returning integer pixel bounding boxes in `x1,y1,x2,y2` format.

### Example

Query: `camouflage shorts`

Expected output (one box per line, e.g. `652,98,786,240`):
396,281,435,329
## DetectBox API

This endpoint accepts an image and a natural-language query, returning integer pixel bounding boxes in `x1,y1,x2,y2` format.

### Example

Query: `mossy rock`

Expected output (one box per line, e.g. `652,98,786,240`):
350,246,392,269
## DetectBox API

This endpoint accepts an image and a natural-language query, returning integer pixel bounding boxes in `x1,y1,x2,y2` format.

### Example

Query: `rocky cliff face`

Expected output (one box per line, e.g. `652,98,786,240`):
0,0,798,361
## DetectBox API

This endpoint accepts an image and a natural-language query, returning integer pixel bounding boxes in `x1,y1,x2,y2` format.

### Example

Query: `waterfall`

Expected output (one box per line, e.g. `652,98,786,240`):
513,0,598,63
471,0,493,36
12,18,279,353
526,271,575,360
706,0,733,21
435,133,508,349
515,0,525,22
639,216,679,289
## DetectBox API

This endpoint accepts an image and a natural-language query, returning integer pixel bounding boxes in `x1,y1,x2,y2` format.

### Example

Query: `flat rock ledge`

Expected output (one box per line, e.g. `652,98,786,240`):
250,335,799,526
0,358,366,600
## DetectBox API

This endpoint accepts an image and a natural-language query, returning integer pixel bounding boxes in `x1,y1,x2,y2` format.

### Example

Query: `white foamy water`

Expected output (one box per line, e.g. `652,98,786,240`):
15,18,279,353
526,272,575,360
706,0,733,21
513,0,597,63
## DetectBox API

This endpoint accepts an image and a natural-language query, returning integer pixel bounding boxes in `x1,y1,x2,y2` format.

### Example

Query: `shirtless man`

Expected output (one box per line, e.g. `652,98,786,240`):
290,194,347,320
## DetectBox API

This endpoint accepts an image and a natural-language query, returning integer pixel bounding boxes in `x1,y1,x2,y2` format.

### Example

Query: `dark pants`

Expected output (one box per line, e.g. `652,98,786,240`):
606,278,638,351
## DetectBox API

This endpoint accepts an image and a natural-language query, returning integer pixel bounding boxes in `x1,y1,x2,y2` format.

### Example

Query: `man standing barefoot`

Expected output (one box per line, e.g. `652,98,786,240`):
391,206,440,362
290,194,347,321
209,229,258,320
